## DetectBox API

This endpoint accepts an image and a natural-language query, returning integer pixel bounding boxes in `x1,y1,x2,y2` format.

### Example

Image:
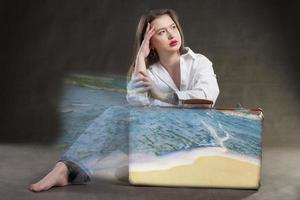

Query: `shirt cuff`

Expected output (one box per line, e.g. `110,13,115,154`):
175,90,207,101
175,91,190,100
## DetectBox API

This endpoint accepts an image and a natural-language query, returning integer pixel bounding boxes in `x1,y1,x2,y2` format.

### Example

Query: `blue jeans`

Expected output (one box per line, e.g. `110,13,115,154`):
60,105,131,183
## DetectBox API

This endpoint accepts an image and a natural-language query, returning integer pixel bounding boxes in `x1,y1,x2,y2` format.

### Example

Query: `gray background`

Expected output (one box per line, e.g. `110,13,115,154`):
2,0,299,145
1,0,300,199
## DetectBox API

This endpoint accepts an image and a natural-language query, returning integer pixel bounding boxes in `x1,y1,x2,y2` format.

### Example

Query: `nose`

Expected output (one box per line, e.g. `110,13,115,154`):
168,33,174,40
167,28,175,40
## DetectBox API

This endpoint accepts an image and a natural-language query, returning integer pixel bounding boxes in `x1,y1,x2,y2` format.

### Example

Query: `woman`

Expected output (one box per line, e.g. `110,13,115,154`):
127,9,219,107
29,8,219,192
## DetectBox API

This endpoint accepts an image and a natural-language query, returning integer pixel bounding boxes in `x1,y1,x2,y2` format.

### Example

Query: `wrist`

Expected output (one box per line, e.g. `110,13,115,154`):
137,52,147,60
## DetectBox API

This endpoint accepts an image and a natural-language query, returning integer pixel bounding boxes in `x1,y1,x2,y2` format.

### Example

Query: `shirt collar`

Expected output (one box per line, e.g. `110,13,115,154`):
148,46,197,71
148,47,196,91
181,47,197,60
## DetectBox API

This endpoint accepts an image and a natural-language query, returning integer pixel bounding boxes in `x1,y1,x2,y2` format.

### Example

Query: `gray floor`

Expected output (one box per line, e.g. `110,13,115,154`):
1,84,300,200
0,145,299,200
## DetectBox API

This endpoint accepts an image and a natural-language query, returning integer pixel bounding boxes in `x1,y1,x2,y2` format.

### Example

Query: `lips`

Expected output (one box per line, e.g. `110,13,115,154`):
169,40,178,46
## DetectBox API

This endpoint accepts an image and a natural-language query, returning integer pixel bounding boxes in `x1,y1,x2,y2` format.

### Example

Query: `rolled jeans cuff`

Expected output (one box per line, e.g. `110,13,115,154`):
58,160,91,184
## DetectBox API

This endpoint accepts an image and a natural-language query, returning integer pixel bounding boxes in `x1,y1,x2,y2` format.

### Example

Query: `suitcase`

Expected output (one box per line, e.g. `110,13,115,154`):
128,100,263,189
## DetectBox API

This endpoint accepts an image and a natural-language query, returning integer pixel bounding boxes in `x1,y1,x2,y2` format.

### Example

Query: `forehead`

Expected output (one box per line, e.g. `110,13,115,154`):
150,14,175,29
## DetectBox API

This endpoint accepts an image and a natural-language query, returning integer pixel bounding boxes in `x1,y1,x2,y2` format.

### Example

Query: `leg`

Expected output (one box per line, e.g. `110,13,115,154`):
30,105,130,192
60,106,130,177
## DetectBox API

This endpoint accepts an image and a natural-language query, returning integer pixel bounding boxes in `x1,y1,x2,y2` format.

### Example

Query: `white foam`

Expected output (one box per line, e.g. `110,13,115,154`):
221,110,262,120
129,147,260,172
201,120,230,149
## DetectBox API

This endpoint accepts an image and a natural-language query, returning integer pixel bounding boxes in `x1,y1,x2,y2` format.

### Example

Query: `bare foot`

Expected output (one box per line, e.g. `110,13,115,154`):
29,162,69,192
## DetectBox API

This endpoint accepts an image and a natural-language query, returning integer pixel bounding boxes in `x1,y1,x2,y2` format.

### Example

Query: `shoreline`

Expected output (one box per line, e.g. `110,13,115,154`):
130,147,260,172
129,154,261,188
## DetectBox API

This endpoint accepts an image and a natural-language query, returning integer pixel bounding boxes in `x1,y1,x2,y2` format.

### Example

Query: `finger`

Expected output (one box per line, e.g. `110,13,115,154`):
149,27,156,37
132,80,148,88
133,87,149,93
138,75,151,83
144,23,151,38
137,74,151,84
148,25,155,33
128,81,150,92
135,77,147,83
136,77,149,83
144,25,155,40
137,70,146,76
141,80,151,86
150,25,155,32
147,28,156,39
148,29,155,41
132,76,151,85
138,71,148,78
144,86,151,91
131,76,140,82
132,72,146,80
146,23,150,33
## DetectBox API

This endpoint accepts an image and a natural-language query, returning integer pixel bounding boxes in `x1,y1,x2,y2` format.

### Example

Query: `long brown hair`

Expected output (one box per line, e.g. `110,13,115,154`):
127,9,187,80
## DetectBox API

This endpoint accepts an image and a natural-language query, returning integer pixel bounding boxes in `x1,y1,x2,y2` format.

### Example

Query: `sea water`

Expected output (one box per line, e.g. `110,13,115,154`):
129,107,263,164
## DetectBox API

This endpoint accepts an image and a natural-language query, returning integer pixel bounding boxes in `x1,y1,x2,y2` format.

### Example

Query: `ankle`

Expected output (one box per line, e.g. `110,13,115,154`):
55,162,69,174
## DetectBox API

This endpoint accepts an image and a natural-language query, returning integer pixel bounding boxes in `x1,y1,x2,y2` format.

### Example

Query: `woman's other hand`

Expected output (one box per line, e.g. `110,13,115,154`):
129,71,179,105
139,71,179,105
127,72,150,94
137,71,163,100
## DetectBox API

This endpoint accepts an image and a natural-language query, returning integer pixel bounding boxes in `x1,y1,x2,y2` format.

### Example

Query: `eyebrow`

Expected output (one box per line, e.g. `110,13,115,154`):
156,23,176,32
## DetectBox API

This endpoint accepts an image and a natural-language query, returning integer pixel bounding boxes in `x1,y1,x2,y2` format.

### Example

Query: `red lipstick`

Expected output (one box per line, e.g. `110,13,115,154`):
169,39,178,46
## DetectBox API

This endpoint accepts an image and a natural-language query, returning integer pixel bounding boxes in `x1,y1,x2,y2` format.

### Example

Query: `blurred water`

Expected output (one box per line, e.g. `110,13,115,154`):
57,85,127,148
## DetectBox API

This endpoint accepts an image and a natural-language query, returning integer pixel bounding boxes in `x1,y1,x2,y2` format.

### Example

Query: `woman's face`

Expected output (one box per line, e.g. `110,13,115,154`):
150,14,182,55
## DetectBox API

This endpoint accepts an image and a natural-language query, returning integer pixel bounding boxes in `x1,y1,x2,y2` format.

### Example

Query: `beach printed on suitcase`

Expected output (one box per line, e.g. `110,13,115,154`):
129,107,263,188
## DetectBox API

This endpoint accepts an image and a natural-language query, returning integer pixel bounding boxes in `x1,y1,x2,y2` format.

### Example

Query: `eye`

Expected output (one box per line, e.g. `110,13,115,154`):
171,24,177,29
158,30,165,35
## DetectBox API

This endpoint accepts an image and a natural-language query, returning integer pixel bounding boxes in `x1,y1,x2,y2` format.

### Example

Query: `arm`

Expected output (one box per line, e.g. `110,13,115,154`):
126,23,156,106
152,92,179,105
138,71,179,105
175,57,220,105
126,72,151,106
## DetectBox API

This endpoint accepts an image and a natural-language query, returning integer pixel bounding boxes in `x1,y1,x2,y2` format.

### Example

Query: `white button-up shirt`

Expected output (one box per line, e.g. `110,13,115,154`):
127,47,220,106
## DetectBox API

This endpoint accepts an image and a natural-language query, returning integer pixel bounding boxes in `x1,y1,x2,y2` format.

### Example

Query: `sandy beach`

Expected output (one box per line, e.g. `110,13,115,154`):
129,155,260,189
